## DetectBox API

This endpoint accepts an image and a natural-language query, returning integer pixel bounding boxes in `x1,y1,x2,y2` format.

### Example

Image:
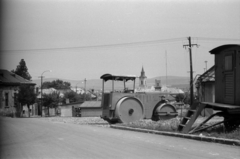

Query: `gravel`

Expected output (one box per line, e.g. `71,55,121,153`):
39,117,109,127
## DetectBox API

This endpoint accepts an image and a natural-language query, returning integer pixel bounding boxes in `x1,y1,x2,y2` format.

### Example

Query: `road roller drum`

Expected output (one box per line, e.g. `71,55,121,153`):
152,103,178,121
115,97,144,123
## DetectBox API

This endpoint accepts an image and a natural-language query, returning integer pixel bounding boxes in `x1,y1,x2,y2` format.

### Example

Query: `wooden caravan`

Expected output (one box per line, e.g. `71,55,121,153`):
179,44,240,133
211,45,240,105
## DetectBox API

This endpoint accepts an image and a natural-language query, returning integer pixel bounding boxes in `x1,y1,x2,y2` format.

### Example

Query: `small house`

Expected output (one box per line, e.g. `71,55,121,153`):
0,69,36,117
196,66,215,116
79,101,102,117
60,102,82,117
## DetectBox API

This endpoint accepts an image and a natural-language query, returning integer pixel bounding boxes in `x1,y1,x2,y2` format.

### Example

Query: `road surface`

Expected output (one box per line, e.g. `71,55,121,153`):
0,117,239,159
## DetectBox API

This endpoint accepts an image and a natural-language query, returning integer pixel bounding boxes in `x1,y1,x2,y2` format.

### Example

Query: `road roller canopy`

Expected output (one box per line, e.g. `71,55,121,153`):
100,74,137,82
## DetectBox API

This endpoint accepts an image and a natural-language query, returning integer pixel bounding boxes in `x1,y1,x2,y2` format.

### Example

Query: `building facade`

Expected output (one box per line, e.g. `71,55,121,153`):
0,69,36,117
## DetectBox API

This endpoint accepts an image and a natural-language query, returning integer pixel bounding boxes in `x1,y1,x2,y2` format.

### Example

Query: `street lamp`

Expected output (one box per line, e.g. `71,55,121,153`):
84,78,87,102
39,70,52,117
205,61,208,72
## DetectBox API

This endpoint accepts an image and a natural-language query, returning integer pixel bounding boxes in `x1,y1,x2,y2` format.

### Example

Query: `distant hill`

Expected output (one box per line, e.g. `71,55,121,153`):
32,76,190,91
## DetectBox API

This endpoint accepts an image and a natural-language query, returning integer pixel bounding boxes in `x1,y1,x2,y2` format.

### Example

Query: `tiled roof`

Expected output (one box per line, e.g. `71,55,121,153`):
0,69,35,86
198,66,215,82
80,101,101,108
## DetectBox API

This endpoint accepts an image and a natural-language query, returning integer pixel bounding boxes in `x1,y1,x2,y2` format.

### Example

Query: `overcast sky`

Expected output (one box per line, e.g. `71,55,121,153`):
1,0,240,81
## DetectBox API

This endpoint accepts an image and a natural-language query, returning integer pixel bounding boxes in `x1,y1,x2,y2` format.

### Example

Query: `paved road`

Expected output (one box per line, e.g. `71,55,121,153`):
0,117,239,159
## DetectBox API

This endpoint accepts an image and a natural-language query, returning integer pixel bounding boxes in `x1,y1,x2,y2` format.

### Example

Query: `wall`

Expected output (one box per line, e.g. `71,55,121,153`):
81,108,102,117
60,102,82,117
42,107,56,116
215,46,240,105
60,105,73,117
22,104,39,117
203,82,215,103
215,51,224,103
0,86,18,116
236,49,240,105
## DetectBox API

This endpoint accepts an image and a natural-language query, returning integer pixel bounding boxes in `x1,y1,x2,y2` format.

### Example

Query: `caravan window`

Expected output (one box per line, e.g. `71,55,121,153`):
224,55,232,71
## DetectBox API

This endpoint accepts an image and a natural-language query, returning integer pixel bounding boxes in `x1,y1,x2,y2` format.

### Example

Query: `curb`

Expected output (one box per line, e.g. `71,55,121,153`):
110,125,240,146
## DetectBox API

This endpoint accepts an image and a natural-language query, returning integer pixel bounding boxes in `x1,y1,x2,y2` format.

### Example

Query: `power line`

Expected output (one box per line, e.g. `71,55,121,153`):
0,37,185,53
2,36,239,53
193,37,240,42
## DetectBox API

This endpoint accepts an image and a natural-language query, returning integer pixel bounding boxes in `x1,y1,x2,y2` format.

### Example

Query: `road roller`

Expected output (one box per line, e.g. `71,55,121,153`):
100,74,178,124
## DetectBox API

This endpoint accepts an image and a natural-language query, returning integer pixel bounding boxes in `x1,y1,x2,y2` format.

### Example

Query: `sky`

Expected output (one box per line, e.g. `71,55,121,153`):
1,0,240,81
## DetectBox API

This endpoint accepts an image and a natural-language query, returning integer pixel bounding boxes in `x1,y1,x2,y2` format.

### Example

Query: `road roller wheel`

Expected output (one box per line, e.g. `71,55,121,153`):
152,103,178,121
115,97,144,123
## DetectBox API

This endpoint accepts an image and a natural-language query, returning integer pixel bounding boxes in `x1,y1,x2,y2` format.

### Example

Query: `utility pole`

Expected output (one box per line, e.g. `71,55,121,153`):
40,76,43,117
165,50,168,86
39,70,51,117
205,61,208,72
84,78,87,102
183,37,198,108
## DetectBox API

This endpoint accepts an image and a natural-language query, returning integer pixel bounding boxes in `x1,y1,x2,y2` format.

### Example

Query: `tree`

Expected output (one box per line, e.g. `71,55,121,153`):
42,79,71,89
62,91,91,104
12,59,32,80
18,85,37,117
12,59,35,117
175,93,185,102
42,91,61,116
62,91,80,104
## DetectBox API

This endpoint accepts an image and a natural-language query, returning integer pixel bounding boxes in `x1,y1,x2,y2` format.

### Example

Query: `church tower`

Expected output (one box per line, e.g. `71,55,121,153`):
139,66,147,88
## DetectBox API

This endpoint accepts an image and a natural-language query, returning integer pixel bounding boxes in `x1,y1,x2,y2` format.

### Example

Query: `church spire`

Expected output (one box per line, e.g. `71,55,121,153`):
141,66,144,73
140,66,146,78
139,66,147,88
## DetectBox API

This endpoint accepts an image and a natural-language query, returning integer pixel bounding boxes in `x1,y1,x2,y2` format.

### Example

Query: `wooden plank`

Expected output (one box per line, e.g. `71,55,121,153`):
202,102,240,109
181,104,206,134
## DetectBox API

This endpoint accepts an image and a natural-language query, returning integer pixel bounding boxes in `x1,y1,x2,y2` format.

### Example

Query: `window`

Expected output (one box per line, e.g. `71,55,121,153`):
5,93,9,107
14,93,17,106
224,55,232,71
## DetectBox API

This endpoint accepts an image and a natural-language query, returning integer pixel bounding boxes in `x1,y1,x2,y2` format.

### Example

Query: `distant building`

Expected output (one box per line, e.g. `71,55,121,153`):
79,101,102,117
0,69,36,117
37,88,59,99
135,67,184,95
154,79,162,91
195,66,215,117
71,87,85,94
196,66,215,103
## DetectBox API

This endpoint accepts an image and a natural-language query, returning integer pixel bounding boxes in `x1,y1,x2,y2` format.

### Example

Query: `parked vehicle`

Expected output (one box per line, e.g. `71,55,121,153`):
100,74,178,124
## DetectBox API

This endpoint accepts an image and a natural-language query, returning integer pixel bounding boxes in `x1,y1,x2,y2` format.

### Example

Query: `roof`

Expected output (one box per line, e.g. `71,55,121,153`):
196,66,215,88
80,101,101,108
0,69,35,86
100,74,136,82
140,66,147,78
198,66,215,82
209,44,240,54
60,101,83,107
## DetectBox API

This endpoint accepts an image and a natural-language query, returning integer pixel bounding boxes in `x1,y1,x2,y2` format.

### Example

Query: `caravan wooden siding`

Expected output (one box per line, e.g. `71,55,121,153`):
210,45,240,106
